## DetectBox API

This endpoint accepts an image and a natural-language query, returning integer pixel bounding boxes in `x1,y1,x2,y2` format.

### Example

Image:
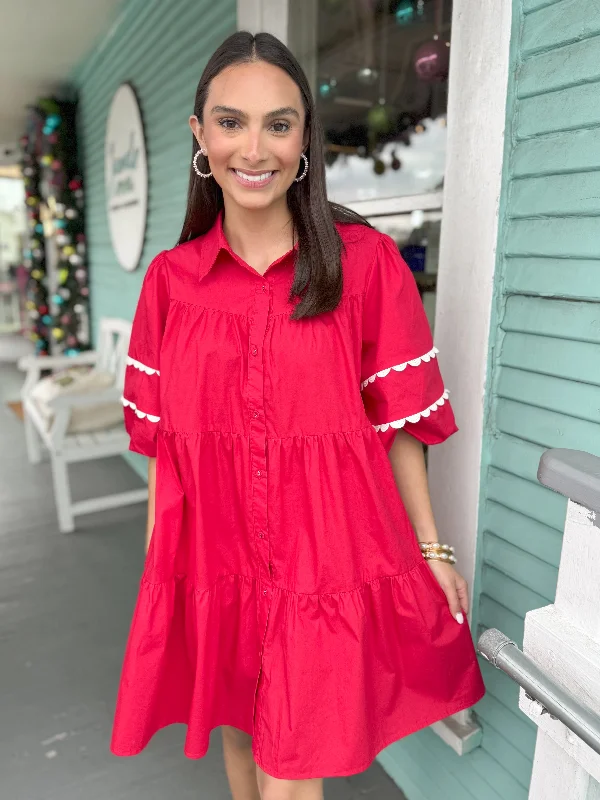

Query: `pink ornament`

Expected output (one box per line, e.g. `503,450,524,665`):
75,268,87,282
61,314,70,325
52,159,62,171
81,287,89,296
68,336,77,346
414,39,450,82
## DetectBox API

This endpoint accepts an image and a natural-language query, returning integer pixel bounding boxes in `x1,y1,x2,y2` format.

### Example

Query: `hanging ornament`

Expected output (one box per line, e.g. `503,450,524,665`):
61,314,71,325
65,208,78,219
357,67,379,86
58,268,69,284
63,245,76,256
318,77,338,101
65,348,80,357
75,269,87,282
52,327,65,340
76,243,86,255
73,304,84,314
391,151,402,170
76,233,86,243
52,294,65,305
81,287,90,296
394,0,415,24
367,102,393,135
41,154,53,166
414,39,450,81
42,314,53,325
373,157,386,175
59,288,71,300
69,254,83,266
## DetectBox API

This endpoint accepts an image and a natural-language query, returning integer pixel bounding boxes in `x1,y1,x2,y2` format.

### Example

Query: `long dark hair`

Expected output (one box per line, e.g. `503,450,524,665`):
177,31,371,320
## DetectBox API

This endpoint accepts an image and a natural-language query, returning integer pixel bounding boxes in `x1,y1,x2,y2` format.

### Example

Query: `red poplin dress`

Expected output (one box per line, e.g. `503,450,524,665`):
110,214,486,779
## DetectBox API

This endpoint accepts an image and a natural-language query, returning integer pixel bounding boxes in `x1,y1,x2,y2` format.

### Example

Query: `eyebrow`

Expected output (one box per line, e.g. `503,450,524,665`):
210,105,300,121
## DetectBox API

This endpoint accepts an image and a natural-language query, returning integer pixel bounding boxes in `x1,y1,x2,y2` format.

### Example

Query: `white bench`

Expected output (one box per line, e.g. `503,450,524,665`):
18,317,148,533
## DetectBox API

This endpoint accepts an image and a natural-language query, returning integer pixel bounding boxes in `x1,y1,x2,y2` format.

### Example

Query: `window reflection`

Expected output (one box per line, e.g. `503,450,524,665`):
316,0,452,205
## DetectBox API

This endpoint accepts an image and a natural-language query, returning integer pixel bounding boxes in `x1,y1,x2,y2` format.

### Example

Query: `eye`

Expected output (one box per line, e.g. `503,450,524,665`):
218,118,240,130
271,120,291,134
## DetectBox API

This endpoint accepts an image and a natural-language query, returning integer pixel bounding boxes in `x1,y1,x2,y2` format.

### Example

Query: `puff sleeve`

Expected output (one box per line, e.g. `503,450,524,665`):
122,251,169,457
361,233,458,453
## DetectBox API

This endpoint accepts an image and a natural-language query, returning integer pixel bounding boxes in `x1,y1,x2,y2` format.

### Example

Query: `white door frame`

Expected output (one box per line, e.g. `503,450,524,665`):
238,0,513,751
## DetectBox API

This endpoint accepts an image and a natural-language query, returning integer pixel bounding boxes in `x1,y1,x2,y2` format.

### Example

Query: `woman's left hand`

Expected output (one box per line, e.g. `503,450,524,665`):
427,560,469,624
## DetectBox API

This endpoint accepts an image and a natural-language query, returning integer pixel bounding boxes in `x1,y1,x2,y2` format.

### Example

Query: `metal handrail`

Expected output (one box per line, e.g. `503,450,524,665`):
477,628,600,756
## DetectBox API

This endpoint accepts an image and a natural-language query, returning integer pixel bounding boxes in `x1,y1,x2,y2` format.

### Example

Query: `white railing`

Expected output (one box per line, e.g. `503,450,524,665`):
478,448,600,799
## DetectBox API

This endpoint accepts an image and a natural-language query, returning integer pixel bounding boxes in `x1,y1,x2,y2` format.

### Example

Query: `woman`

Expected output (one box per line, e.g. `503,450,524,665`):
111,30,485,800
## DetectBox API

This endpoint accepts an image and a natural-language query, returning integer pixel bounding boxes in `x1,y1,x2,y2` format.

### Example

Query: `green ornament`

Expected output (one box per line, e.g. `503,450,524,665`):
373,158,386,175
58,268,69,285
367,103,393,135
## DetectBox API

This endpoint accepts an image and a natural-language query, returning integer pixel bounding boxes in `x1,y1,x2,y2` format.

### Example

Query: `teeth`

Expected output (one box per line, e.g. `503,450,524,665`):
235,170,273,183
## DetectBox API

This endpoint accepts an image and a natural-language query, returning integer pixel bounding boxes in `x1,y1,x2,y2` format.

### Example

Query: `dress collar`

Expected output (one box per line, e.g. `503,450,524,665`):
196,210,298,282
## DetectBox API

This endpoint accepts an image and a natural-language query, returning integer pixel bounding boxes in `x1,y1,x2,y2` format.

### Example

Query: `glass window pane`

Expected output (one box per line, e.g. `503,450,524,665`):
315,0,453,205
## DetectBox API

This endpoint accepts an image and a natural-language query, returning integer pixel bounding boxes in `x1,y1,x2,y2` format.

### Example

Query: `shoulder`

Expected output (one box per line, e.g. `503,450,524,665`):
153,235,211,289
335,223,400,293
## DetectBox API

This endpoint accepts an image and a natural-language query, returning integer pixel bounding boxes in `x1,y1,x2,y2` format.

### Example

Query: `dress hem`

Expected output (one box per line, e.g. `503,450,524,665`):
110,684,486,780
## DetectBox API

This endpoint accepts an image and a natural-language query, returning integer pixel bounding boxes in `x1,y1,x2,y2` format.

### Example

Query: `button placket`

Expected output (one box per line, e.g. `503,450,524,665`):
247,280,272,643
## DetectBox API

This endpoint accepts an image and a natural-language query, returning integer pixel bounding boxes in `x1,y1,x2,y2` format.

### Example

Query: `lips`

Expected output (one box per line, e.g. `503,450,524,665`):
231,169,277,189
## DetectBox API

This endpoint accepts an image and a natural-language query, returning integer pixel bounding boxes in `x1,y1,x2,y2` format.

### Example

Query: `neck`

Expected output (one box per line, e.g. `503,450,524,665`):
221,199,294,267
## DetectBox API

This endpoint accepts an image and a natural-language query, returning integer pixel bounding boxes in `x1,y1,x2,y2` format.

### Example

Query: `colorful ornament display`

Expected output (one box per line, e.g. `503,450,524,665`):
19,97,90,357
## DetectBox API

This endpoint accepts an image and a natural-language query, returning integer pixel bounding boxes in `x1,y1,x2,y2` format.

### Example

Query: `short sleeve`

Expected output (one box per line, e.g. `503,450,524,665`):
122,251,169,457
361,234,458,452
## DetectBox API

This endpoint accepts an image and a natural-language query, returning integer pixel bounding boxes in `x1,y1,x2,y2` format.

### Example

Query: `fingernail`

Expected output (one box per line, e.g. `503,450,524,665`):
455,612,464,624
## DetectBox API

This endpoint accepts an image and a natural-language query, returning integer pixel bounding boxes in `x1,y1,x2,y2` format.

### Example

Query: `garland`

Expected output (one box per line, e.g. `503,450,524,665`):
19,98,89,357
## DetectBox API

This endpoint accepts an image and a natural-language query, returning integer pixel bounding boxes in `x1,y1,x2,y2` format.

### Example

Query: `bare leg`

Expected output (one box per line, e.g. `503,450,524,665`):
256,763,324,800
221,725,261,800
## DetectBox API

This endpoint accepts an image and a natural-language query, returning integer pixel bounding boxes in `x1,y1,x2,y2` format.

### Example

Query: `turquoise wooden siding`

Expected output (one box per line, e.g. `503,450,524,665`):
378,1,600,798
72,0,236,476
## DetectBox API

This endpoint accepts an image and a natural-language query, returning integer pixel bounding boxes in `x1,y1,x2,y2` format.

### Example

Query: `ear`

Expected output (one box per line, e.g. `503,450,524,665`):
189,115,206,149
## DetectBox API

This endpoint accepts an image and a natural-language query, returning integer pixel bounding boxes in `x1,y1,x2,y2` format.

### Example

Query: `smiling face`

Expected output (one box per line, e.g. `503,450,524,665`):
189,60,309,213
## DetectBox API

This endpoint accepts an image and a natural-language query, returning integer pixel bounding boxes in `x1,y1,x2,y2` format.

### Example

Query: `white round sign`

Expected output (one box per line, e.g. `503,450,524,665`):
105,83,148,271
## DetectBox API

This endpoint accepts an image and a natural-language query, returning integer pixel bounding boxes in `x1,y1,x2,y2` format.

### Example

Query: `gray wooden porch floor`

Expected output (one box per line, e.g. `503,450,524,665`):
0,357,406,800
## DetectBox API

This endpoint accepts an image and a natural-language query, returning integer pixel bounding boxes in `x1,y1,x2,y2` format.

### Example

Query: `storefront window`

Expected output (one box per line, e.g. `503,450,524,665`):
314,0,452,206
291,0,453,334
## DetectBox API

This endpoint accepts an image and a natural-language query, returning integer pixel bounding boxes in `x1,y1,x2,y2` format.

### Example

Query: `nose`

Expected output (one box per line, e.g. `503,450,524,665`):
240,126,268,166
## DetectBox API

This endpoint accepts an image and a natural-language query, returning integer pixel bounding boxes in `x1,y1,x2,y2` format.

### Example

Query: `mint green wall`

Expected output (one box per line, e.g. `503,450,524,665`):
72,0,236,475
377,1,600,798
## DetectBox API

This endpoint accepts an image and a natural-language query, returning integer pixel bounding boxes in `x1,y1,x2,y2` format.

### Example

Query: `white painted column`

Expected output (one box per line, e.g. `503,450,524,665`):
427,0,512,619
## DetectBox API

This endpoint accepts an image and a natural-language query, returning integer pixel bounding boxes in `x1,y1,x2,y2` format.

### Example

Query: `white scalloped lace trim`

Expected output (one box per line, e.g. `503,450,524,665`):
121,395,160,423
373,390,449,432
361,347,439,391
126,355,160,376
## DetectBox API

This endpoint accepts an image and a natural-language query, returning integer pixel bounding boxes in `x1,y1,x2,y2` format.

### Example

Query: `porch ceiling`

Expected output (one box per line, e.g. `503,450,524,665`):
0,0,122,165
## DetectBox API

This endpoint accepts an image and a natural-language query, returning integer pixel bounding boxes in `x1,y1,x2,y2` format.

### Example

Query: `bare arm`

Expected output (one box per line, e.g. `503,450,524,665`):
388,429,439,544
388,430,468,623
146,457,157,554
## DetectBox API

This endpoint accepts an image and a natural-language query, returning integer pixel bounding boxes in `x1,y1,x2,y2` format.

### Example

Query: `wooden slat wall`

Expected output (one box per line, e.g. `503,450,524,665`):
74,0,236,335
380,0,600,798
473,0,600,793
71,0,236,476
